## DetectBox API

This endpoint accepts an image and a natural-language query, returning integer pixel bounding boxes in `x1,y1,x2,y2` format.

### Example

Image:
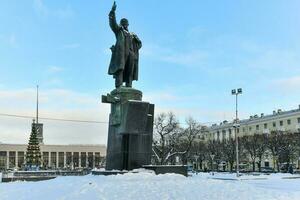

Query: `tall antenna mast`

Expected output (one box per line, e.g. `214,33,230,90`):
36,85,39,124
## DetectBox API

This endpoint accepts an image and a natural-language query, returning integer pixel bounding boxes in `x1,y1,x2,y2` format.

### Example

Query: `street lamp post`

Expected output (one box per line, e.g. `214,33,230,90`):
231,88,242,177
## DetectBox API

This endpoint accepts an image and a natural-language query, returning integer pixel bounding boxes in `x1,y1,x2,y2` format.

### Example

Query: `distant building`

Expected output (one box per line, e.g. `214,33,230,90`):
199,105,300,171
0,143,106,170
205,105,300,141
0,86,107,171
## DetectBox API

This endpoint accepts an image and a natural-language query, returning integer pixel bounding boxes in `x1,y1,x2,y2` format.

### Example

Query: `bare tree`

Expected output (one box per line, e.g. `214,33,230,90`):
189,140,207,170
221,138,236,171
294,132,300,168
152,112,180,165
241,134,260,171
256,134,268,172
278,132,298,170
174,117,202,164
266,131,286,172
207,140,222,171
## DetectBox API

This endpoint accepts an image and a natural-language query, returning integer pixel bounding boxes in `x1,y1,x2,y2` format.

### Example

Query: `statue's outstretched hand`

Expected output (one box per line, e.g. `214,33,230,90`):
112,1,117,11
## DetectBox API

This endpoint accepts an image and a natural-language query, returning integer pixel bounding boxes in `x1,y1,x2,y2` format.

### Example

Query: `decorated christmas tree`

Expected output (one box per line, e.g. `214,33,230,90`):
25,120,41,169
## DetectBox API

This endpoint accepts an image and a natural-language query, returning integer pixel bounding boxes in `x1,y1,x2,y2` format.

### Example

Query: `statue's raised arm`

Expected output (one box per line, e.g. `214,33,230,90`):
109,1,119,34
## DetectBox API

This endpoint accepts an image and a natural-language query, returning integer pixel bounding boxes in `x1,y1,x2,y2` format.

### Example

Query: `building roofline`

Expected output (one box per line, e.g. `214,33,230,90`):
209,106,300,130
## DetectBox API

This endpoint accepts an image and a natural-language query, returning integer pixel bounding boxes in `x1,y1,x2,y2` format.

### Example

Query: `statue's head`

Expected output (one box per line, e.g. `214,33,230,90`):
120,18,129,30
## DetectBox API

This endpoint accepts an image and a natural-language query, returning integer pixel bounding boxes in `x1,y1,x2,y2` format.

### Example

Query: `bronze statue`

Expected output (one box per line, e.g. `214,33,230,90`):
108,1,142,88
103,1,154,171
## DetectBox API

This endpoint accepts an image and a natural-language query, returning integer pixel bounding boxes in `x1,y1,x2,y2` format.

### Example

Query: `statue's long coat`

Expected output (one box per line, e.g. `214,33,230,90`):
108,10,142,81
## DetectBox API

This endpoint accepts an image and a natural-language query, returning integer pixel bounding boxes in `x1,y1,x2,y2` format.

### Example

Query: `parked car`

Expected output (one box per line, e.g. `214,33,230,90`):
261,167,274,173
280,163,296,173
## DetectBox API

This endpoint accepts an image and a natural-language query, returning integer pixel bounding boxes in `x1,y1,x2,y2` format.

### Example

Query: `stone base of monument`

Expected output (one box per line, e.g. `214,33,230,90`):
102,87,154,171
143,165,188,177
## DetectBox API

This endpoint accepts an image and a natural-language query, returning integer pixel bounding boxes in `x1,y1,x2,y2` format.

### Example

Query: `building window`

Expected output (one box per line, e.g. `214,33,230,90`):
222,130,226,140
81,152,87,168
73,152,79,168
280,121,283,126
229,129,232,138
217,131,220,140
256,125,259,131
66,152,72,168
88,152,94,168
298,118,300,124
287,119,291,125
51,152,57,168
17,151,24,168
42,152,49,168
95,152,101,168
58,152,64,168
249,127,252,131
0,151,7,169
9,151,16,168
237,128,239,133
243,127,245,132
264,123,267,129
273,122,276,127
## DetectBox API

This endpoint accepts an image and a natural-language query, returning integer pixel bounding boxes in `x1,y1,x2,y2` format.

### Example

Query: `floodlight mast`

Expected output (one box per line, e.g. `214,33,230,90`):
232,88,242,177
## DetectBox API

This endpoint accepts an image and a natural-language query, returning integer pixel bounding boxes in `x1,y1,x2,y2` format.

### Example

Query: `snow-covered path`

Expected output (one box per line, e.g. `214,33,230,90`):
1,171,300,200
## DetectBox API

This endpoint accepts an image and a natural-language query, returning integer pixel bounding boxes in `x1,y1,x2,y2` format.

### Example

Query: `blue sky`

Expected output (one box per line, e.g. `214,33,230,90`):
1,0,300,144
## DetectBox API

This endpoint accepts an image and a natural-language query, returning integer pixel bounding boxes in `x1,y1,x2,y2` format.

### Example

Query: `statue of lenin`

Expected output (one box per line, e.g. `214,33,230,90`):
108,1,142,88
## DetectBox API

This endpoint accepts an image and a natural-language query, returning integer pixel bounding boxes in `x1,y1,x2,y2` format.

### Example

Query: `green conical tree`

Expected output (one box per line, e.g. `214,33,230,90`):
26,121,41,168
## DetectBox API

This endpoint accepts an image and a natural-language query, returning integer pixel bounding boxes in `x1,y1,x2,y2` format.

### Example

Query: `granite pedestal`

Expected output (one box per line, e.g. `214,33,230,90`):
102,87,154,170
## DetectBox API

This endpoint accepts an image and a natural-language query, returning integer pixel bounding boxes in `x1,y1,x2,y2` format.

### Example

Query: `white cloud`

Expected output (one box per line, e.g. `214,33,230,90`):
245,49,300,72
144,91,182,102
0,88,109,145
141,43,207,67
33,0,74,19
0,87,233,144
48,66,64,73
0,88,36,103
46,78,63,86
272,76,300,92
153,106,236,127
161,50,207,66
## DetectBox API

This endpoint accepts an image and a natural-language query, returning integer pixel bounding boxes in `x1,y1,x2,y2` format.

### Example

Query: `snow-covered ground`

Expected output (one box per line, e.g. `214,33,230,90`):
1,171,300,200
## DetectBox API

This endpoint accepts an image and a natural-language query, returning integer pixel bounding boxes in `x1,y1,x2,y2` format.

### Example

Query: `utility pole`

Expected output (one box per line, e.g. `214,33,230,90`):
231,88,242,177
36,85,39,124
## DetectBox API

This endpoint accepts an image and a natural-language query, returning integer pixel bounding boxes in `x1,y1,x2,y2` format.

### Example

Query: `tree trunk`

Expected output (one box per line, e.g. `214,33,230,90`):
199,161,203,170
252,161,255,172
230,162,233,172
272,154,277,172
257,160,262,172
